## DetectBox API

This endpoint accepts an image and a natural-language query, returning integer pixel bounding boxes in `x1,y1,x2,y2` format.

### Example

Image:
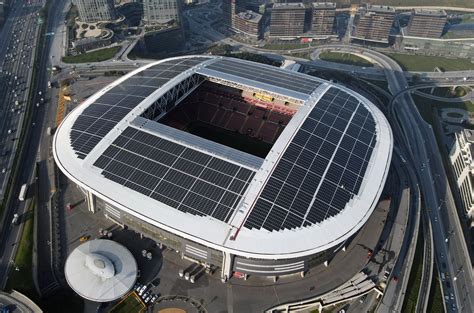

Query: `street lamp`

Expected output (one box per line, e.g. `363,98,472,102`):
445,230,454,243
453,266,464,281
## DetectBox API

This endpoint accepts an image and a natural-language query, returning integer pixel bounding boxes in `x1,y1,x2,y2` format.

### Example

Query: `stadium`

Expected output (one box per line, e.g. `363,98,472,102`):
53,56,393,280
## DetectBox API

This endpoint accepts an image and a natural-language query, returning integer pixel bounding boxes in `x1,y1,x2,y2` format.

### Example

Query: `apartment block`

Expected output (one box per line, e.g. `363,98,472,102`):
311,2,336,36
352,5,395,43
270,3,306,38
406,9,447,38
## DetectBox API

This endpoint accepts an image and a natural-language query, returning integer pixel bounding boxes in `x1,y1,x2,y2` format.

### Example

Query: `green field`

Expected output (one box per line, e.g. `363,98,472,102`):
330,0,474,8
188,121,274,158
6,202,36,297
427,266,446,313
110,293,144,313
262,42,314,51
419,86,470,98
319,51,374,67
402,228,424,313
386,53,474,72
62,46,120,63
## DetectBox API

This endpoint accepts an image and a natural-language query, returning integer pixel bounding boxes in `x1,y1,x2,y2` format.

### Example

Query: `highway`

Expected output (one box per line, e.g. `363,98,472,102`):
353,46,474,312
0,0,59,290
0,0,44,200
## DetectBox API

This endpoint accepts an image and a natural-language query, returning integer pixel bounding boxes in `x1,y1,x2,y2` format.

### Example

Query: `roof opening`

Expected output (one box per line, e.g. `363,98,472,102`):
156,80,300,158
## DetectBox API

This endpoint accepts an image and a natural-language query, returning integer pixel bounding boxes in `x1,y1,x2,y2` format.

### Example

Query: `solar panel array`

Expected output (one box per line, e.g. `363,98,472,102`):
93,127,256,222
70,57,210,159
244,88,377,231
204,58,321,95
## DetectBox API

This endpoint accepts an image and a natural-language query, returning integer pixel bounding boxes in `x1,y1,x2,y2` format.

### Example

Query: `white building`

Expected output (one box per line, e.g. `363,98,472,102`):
53,56,392,280
450,129,474,226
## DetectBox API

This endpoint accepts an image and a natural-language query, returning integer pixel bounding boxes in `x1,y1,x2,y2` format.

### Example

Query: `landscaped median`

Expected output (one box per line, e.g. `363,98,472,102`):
386,53,474,72
62,46,121,63
318,51,374,68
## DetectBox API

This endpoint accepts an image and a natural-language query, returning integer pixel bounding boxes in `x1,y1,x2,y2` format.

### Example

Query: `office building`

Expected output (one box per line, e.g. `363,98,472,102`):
234,10,263,38
75,0,118,23
270,3,306,38
143,0,180,25
450,129,474,226
406,9,447,38
222,0,247,28
352,5,395,43
311,2,336,37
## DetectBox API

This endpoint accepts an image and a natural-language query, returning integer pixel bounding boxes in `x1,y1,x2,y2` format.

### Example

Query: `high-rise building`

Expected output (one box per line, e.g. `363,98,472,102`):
270,3,306,38
450,129,474,227
222,0,247,29
352,5,395,43
234,10,263,38
406,9,447,38
311,2,336,37
75,0,118,23
143,0,180,25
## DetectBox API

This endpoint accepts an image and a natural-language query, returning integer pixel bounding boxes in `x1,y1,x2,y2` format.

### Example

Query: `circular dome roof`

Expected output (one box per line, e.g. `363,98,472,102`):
65,239,137,302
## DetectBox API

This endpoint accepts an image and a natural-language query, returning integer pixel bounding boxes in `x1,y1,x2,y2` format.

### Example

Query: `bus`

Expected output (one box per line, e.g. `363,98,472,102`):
19,184,27,201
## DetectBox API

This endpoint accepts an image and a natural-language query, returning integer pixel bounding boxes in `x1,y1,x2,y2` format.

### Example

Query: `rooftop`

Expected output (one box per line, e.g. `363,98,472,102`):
236,10,262,23
64,239,137,302
312,2,336,9
364,5,396,14
413,8,447,17
273,3,305,9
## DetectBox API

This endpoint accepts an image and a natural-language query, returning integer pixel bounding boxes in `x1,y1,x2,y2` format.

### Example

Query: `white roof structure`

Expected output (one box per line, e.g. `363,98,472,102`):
64,239,137,302
54,56,393,260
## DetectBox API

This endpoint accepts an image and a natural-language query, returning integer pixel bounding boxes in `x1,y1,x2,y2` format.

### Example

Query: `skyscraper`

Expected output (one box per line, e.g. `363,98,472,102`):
407,9,447,38
270,3,306,38
143,0,181,25
352,5,395,43
222,0,247,29
311,2,336,37
75,0,118,23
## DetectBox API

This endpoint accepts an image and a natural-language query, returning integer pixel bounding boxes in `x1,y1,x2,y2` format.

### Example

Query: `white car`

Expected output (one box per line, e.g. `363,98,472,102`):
144,296,151,304
138,285,147,296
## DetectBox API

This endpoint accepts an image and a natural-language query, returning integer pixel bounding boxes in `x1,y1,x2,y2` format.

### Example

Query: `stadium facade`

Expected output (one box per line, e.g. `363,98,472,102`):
53,56,393,281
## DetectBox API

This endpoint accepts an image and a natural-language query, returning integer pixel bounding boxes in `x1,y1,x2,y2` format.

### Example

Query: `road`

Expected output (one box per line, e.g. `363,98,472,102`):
0,0,60,290
0,0,44,200
352,46,473,312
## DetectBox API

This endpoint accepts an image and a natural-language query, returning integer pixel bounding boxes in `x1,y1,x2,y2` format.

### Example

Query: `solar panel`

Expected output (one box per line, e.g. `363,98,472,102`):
93,127,256,223
244,88,377,231
204,58,320,95
69,57,211,159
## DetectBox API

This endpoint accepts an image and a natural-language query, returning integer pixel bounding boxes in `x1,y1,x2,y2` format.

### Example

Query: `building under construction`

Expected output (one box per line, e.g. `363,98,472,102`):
352,5,395,44
406,9,447,38
270,3,306,38
311,2,336,37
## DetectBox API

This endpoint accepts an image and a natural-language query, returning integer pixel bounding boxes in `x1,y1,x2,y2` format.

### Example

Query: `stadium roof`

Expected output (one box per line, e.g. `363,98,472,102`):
64,239,137,302
53,56,393,259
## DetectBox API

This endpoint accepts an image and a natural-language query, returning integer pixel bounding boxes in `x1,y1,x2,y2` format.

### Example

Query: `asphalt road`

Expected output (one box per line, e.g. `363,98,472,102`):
0,0,59,290
0,0,43,199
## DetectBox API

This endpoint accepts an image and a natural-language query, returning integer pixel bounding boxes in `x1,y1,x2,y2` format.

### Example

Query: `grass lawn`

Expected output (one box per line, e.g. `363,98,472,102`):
413,95,474,120
110,292,145,313
386,53,474,72
6,201,37,298
427,264,445,313
62,46,120,63
263,42,314,50
402,226,424,313
319,51,374,67
442,30,474,39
